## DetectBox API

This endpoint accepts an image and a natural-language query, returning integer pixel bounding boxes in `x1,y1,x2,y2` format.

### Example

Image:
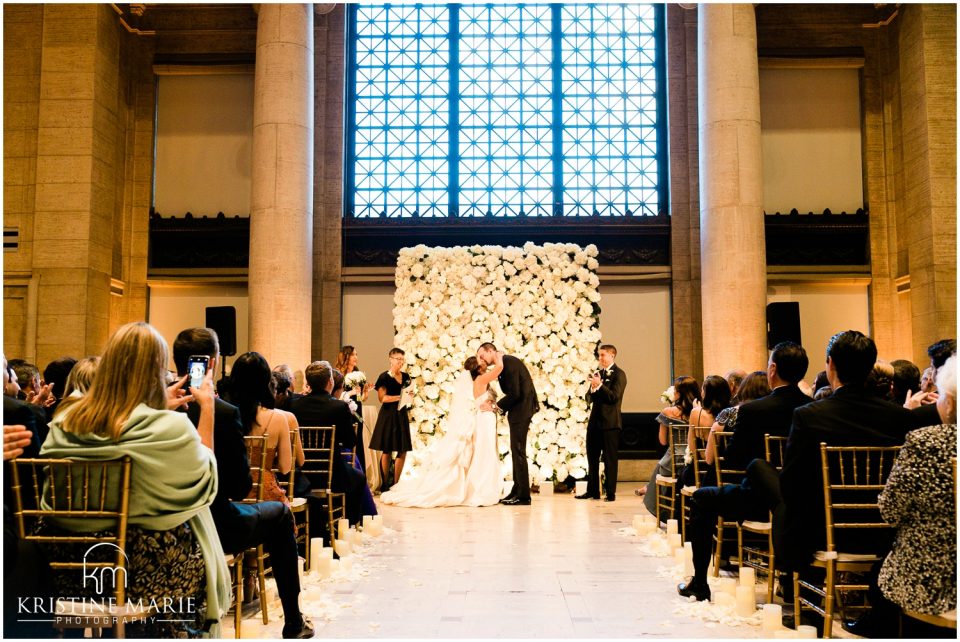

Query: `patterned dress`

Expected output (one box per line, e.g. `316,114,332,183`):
878,423,957,615
36,520,207,638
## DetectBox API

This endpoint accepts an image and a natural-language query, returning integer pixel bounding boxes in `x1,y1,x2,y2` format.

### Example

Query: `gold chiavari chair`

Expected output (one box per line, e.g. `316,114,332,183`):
737,434,788,602
273,428,310,570
680,433,709,542
242,435,270,625
10,457,151,638
710,430,746,576
299,426,347,547
655,423,692,528
793,443,901,638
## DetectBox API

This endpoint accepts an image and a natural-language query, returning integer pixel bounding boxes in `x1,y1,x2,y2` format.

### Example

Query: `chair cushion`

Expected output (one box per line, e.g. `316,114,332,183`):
680,486,697,496
740,520,771,532
655,475,677,484
290,497,308,509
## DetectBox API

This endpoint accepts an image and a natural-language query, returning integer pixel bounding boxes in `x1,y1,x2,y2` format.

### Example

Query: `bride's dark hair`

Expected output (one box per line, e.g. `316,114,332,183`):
463,356,484,380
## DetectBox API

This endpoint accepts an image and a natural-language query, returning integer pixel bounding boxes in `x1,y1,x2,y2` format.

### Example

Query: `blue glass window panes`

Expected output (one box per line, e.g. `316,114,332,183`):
346,3,664,218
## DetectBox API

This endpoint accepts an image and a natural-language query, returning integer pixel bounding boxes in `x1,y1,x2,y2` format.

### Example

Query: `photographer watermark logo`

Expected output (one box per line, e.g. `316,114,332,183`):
83,542,128,595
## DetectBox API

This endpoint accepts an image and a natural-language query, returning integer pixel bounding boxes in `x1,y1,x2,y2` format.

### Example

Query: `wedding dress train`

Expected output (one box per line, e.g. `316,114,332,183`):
381,371,502,508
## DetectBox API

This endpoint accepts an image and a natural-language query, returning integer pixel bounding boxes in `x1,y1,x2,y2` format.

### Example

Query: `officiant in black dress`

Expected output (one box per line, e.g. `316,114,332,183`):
579,344,627,502
477,342,539,505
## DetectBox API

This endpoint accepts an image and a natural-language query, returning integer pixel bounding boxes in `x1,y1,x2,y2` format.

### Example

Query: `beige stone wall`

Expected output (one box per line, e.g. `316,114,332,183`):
312,5,346,362
897,4,957,363
666,5,703,381
3,4,151,366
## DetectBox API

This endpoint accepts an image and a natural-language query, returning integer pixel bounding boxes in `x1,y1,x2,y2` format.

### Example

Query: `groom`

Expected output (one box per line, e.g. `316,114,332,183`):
477,342,539,506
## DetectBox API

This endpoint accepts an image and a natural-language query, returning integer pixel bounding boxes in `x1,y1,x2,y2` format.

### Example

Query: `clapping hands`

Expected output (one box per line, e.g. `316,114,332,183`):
3,425,33,461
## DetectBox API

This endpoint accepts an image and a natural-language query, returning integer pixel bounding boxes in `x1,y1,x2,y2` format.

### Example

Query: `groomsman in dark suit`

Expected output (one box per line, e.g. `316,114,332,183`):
477,342,539,505
578,344,627,502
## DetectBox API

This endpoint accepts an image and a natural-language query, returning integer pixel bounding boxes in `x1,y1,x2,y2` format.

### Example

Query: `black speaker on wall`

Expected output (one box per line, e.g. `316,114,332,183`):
766,302,801,349
205,306,237,357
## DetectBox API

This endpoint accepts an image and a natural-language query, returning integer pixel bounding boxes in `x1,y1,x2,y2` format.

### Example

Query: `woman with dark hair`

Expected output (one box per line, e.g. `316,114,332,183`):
382,354,504,507
704,370,770,466
686,375,733,471
640,376,701,512
230,352,304,506
334,345,373,477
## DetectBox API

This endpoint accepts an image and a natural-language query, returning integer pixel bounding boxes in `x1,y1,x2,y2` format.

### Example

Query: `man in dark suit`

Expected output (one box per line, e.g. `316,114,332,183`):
173,328,314,639
677,341,810,601
578,344,627,502
765,331,931,636
477,342,539,506
289,361,367,526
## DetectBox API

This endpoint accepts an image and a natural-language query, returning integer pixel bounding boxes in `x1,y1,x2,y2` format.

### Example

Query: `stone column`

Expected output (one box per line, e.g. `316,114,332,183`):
697,4,768,374
249,4,314,369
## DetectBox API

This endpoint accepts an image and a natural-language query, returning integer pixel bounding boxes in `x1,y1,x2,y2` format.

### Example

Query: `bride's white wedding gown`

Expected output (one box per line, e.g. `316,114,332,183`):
381,371,502,508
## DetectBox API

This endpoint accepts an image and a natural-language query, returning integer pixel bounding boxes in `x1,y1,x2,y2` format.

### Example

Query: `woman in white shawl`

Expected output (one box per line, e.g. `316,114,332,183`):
40,322,230,638
382,354,504,508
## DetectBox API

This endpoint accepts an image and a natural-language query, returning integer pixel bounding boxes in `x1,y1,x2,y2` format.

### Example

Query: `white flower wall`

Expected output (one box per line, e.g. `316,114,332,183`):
393,242,602,482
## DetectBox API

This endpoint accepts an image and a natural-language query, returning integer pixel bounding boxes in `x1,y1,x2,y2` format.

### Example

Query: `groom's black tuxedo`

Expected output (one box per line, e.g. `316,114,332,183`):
585,364,627,499
497,354,539,501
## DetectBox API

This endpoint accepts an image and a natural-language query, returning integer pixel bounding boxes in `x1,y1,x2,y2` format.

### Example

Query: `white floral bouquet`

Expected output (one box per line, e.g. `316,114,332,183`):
343,370,367,390
659,385,676,405
393,242,601,482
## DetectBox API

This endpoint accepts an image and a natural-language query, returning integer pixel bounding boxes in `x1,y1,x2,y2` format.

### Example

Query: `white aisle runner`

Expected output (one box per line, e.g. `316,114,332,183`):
227,482,829,639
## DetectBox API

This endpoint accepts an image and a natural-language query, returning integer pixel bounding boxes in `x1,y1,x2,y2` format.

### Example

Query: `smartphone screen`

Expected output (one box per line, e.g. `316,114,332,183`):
187,355,209,390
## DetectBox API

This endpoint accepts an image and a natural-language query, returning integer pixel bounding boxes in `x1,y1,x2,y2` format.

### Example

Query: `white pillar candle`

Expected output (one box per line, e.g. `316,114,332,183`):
719,577,738,596
682,542,694,576
313,555,330,579
714,591,735,607
666,519,679,535
739,566,756,586
667,533,682,551
340,556,353,572
673,547,685,567
309,538,324,573
335,538,352,557
329,558,340,574
773,630,799,639
796,625,818,638
297,557,305,584
735,584,755,617
362,515,374,531
540,479,554,495
337,518,350,540
761,604,783,632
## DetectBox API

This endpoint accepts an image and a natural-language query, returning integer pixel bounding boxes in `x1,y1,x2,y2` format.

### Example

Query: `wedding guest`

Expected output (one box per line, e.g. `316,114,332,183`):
230,352,304,507
174,328,314,639
704,370,771,466
41,357,77,421
334,346,373,473
369,348,413,492
865,359,895,402
724,369,747,398
4,358,47,446
332,369,377,517
813,385,833,401
7,360,40,402
290,361,368,526
878,355,956,627
640,375,700,512
681,375,732,487
813,369,829,393
927,338,956,378
62,356,100,398
920,366,937,394
38,322,230,638
890,359,921,406
578,344,627,502
679,342,809,602
272,364,302,411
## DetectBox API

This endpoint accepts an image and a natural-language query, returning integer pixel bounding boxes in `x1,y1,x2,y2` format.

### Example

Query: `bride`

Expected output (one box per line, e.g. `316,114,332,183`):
381,353,504,507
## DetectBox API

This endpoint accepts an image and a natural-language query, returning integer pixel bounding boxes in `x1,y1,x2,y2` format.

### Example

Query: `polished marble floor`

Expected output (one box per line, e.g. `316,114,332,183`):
227,481,855,639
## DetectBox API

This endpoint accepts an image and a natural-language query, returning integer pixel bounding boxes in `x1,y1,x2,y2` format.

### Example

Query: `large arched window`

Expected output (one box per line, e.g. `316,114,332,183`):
345,3,665,219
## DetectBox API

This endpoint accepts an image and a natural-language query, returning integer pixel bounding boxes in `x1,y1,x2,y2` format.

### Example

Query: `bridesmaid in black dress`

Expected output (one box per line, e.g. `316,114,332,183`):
369,347,413,491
